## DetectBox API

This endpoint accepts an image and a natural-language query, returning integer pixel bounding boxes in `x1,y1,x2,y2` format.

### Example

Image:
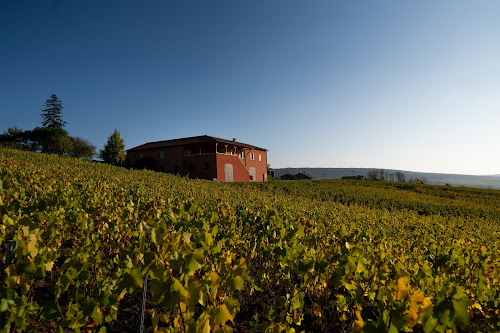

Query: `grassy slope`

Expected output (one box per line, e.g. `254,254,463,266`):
1,148,500,332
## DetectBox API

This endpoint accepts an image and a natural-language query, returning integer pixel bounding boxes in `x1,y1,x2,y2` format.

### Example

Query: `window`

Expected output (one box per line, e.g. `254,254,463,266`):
250,153,254,160
259,154,262,162
160,151,164,160
186,149,192,156
204,163,209,170
139,153,144,159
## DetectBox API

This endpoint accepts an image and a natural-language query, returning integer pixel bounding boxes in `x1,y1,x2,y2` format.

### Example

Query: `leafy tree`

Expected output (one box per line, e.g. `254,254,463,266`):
41,93,67,128
409,177,425,184
0,127,45,151
72,137,96,159
367,169,386,181
0,127,29,150
367,169,378,180
0,126,77,155
55,135,74,155
395,171,406,183
100,129,125,165
30,127,73,155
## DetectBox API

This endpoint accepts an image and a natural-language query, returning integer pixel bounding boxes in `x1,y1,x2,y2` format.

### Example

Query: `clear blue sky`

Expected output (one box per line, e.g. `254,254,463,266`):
2,1,499,175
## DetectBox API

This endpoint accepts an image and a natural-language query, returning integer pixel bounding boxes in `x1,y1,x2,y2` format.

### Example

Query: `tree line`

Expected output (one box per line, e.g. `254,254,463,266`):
366,169,427,184
0,94,125,164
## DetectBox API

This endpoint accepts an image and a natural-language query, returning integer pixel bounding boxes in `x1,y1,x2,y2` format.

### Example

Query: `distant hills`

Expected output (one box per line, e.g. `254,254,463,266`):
274,168,500,190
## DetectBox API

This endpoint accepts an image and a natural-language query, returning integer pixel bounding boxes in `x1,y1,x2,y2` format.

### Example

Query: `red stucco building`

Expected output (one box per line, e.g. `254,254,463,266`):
126,135,268,182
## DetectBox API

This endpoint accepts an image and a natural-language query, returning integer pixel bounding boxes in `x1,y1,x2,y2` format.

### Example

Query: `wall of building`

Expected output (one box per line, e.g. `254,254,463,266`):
183,153,217,180
127,146,184,174
241,148,268,182
214,148,267,182
216,154,250,182
127,141,268,182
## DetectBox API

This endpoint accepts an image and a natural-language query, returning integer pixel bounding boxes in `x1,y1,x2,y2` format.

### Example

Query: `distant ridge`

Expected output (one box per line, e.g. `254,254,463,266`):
274,168,500,189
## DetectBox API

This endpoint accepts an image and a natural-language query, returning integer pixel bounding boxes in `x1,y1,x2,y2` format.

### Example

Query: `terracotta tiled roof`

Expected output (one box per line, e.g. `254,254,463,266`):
127,135,267,152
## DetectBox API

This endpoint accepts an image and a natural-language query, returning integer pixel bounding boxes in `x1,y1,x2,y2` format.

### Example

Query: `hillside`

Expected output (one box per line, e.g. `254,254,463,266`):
275,167,500,189
1,148,500,332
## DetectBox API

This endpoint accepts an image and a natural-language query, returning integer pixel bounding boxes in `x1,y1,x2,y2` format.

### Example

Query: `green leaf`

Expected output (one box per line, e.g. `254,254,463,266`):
225,298,239,314
344,282,357,291
388,323,399,333
291,292,304,310
118,269,144,292
452,289,470,327
40,302,61,320
210,212,218,223
355,259,366,274
209,272,220,285
421,263,432,277
149,279,167,301
233,276,245,291
183,232,192,244
196,312,211,333
204,232,213,246
171,278,189,300
150,228,157,244
340,225,348,237
389,309,406,332
185,254,202,274
151,309,159,331
130,268,145,288
351,247,363,257
297,225,305,238
188,280,204,306
185,249,204,274
91,306,104,324
213,304,234,325
0,299,15,312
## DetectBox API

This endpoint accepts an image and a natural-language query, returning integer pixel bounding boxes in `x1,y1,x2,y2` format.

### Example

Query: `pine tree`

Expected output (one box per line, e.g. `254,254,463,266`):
41,94,67,128
100,129,125,165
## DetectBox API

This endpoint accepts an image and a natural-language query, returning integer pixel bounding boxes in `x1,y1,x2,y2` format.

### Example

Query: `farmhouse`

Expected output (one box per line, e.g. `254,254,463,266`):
280,171,314,180
126,135,268,182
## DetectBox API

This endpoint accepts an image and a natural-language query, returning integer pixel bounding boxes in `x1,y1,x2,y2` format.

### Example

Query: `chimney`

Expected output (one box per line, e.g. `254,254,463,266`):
232,138,236,142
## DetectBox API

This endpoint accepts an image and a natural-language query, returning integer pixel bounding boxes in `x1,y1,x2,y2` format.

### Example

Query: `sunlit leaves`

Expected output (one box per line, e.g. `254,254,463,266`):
1,147,500,332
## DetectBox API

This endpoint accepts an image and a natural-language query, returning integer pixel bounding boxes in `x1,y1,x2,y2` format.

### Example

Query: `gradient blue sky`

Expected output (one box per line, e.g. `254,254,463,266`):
2,1,499,175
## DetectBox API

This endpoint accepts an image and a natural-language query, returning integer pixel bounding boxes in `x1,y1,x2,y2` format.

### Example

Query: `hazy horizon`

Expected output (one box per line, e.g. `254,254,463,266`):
274,166,500,177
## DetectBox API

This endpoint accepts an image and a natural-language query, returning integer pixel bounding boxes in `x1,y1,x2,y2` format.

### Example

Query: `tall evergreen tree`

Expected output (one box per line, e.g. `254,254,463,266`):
100,129,125,165
41,93,67,128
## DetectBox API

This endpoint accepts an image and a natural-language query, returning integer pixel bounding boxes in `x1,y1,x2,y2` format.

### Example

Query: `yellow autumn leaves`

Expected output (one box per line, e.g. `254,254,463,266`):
353,278,432,332
407,289,432,327
389,277,432,328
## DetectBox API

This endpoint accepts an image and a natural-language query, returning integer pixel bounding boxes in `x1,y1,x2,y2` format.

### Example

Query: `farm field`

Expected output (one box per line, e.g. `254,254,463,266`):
1,148,500,332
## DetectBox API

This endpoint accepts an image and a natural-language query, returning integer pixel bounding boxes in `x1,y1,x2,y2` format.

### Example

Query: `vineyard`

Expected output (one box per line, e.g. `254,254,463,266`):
1,147,500,332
